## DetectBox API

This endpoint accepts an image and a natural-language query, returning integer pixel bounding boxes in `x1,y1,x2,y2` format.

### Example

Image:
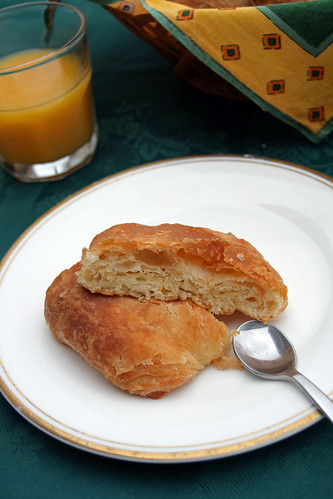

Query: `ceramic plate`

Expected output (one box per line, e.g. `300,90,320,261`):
1,155,332,463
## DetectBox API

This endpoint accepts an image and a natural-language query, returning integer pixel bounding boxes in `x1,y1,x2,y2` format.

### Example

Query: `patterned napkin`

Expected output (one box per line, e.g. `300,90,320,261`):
101,0,333,142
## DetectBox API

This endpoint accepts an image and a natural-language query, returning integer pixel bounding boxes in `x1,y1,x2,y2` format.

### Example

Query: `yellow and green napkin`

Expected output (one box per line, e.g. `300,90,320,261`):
100,0,333,142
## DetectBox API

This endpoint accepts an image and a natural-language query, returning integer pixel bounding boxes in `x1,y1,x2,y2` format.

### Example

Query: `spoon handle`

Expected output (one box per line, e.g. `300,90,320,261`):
288,371,333,424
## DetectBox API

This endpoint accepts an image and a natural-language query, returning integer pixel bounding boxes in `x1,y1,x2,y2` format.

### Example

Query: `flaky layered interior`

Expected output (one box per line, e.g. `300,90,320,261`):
77,247,286,322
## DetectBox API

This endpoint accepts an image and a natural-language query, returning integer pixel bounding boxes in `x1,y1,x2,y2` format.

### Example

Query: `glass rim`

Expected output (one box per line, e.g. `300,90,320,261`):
0,1,87,75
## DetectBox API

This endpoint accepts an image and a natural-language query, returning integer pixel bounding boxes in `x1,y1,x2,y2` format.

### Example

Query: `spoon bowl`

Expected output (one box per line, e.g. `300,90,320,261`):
232,320,333,424
234,321,296,378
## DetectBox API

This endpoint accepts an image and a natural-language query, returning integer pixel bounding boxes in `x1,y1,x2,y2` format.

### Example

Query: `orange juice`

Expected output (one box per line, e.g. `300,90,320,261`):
0,49,95,164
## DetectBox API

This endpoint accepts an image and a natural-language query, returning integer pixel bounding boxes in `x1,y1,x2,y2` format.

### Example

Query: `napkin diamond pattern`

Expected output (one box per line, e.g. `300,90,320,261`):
104,0,333,142
140,0,333,143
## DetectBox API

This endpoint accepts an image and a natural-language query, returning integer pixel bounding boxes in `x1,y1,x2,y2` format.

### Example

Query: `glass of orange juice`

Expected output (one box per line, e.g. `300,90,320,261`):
0,1,98,182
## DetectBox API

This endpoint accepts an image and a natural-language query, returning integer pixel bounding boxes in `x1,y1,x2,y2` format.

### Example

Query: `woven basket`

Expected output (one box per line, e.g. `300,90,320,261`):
103,4,247,100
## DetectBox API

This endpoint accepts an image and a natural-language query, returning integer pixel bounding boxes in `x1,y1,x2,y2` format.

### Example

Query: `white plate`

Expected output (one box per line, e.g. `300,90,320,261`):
1,155,332,463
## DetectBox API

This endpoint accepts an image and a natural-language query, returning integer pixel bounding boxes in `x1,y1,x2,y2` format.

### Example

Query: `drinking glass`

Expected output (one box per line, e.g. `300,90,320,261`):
0,1,98,182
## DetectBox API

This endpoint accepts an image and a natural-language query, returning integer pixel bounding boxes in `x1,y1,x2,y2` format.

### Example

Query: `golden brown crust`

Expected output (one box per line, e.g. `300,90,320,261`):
89,223,284,289
78,223,288,322
45,263,231,398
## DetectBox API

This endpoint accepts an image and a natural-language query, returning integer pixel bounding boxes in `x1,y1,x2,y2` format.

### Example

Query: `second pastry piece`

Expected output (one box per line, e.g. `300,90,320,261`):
77,223,288,322
45,264,231,399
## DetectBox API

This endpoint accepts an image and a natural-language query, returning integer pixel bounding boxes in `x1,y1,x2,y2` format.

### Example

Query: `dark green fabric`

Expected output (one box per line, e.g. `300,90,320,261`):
259,0,333,55
1,1,333,497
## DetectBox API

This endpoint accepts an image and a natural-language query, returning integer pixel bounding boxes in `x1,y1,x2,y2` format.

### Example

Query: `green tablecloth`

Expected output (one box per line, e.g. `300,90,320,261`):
1,1,332,496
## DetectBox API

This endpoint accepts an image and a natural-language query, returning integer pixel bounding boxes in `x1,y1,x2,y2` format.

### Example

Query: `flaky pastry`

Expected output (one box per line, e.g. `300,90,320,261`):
45,263,232,398
77,223,288,322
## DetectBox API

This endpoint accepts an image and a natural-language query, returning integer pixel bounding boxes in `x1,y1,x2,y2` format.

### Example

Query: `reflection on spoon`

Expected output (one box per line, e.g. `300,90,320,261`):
232,320,333,424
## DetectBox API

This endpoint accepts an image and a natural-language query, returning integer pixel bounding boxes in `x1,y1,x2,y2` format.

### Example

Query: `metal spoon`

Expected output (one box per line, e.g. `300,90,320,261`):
232,320,333,423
